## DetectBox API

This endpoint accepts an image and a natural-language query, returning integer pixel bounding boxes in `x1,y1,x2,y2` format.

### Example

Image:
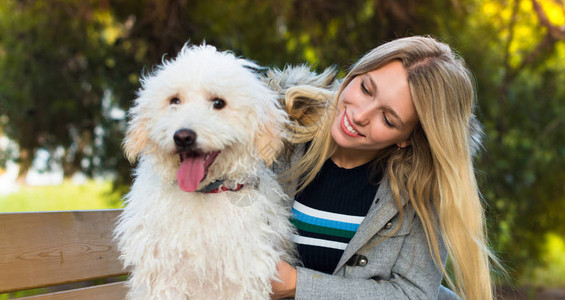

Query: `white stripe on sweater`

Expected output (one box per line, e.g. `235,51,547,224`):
291,234,348,250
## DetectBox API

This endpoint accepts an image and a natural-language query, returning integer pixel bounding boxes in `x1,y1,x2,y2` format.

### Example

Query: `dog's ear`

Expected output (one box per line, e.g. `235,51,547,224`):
255,107,287,167
123,105,150,163
255,126,284,167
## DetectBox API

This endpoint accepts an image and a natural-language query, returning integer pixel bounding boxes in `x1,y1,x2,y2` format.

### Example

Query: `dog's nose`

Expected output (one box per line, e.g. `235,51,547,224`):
174,129,197,149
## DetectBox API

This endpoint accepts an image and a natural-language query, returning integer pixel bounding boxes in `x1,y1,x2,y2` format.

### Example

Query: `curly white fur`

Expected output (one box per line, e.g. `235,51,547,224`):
114,44,295,300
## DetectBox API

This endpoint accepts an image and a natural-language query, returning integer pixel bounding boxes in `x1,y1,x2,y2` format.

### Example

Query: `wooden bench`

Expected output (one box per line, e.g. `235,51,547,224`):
0,210,129,299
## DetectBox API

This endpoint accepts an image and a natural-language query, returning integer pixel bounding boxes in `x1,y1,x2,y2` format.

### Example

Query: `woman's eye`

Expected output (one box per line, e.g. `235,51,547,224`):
361,81,370,95
170,97,181,105
383,114,394,128
212,98,226,110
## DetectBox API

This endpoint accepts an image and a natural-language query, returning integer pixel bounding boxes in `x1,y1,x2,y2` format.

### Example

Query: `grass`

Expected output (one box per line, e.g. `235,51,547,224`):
0,180,123,212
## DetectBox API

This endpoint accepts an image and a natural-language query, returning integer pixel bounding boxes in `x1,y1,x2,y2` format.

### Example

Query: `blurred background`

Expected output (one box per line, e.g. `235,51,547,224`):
0,0,564,299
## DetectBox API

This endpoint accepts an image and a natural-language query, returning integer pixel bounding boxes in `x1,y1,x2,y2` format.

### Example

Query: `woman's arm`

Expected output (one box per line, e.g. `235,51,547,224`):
272,216,450,299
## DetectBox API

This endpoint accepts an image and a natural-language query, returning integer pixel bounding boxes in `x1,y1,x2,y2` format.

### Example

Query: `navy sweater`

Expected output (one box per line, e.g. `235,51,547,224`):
291,158,381,274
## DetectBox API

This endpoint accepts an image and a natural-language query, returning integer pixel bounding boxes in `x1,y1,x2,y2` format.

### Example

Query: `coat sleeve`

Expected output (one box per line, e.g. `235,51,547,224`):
294,215,454,300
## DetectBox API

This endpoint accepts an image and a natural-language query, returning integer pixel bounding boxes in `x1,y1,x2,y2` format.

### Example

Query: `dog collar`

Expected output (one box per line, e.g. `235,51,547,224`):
198,179,244,193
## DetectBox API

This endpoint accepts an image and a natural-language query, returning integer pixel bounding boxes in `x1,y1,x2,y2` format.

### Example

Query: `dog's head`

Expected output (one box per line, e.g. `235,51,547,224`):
124,44,287,192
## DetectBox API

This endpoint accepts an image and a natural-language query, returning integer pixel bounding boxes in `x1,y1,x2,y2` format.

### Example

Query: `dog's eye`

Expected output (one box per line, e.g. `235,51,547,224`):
170,97,181,105
212,98,226,110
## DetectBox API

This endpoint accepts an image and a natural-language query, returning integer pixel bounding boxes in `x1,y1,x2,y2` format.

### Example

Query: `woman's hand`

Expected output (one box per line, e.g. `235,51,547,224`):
270,261,297,299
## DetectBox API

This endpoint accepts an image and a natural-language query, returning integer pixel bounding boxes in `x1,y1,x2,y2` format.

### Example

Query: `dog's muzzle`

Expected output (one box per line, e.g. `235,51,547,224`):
173,128,221,193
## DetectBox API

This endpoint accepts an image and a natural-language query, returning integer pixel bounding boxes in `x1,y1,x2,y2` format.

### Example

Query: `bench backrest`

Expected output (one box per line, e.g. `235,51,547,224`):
0,210,128,299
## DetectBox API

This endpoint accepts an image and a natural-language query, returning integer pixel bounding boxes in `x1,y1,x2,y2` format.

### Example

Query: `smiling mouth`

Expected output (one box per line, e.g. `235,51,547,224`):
341,110,364,137
176,150,220,192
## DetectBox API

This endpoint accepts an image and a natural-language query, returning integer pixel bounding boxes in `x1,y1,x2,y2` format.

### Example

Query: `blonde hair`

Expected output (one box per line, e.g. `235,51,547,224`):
283,36,497,300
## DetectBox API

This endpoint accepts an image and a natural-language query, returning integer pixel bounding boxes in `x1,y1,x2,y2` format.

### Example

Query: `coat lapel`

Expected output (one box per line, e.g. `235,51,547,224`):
333,177,405,273
274,145,408,274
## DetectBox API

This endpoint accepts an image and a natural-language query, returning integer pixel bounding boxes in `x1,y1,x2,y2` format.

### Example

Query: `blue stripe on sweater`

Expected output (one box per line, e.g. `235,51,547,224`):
291,208,361,232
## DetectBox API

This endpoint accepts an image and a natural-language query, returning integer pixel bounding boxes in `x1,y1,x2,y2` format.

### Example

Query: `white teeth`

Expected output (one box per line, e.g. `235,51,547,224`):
205,153,210,160
344,113,360,135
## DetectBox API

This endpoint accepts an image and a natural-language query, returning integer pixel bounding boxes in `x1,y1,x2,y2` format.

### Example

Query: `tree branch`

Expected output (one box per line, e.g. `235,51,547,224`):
532,0,565,40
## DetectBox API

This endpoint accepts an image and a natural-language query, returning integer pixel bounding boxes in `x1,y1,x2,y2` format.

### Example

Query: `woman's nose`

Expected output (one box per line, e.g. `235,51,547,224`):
352,104,375,126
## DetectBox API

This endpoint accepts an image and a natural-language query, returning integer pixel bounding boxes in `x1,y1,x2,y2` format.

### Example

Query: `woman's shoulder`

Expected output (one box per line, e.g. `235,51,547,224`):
272,143,307,175
271,143,307,197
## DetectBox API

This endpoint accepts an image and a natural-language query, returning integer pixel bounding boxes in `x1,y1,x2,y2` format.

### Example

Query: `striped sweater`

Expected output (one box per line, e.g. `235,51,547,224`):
291,158,381,274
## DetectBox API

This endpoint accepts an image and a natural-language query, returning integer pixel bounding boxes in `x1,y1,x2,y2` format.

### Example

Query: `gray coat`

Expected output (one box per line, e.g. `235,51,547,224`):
274,145,458,299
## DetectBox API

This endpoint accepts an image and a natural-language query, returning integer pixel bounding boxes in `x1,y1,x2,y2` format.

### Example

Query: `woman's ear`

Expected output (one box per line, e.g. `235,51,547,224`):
396,140,411,149
397,124,420,149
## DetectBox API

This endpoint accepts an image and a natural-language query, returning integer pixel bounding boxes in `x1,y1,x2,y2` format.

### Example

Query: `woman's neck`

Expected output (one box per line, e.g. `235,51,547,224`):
330,147,378,169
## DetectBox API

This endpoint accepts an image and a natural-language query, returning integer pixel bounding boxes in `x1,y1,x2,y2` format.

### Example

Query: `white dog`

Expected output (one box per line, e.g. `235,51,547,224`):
114,44,296,300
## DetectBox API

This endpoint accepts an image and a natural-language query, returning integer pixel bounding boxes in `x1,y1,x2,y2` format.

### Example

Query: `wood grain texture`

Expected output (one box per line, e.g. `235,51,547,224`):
0,210,128,293
18,282,127,300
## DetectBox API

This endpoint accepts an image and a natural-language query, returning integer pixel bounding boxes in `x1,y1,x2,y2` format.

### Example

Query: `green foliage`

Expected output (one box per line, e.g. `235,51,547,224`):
527,233,565,288
453,0,565,279
0,0,136,179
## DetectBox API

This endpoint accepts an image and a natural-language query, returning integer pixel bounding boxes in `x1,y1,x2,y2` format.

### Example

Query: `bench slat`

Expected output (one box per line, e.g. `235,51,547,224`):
0,210,128,293
19,281,127,300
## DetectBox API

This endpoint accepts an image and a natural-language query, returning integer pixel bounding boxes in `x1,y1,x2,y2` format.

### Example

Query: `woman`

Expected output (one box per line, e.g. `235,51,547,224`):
269,36,498,299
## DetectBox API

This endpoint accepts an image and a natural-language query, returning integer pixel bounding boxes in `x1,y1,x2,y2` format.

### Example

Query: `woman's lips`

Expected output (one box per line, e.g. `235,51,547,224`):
341,110,363,137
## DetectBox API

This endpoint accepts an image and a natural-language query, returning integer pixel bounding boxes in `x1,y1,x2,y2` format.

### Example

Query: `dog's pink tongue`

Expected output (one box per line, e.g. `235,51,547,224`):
177,155,205,192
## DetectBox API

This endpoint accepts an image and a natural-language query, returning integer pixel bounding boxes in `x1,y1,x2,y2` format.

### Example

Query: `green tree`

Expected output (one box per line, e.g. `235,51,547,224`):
450,0,565,281
0,0,134,179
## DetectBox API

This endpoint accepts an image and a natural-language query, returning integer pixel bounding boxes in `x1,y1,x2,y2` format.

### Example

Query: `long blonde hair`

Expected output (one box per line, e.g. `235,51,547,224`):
282,36,497,300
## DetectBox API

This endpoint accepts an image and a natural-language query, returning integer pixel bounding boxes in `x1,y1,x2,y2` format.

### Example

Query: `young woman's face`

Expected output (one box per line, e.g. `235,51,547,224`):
331,60,419,153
